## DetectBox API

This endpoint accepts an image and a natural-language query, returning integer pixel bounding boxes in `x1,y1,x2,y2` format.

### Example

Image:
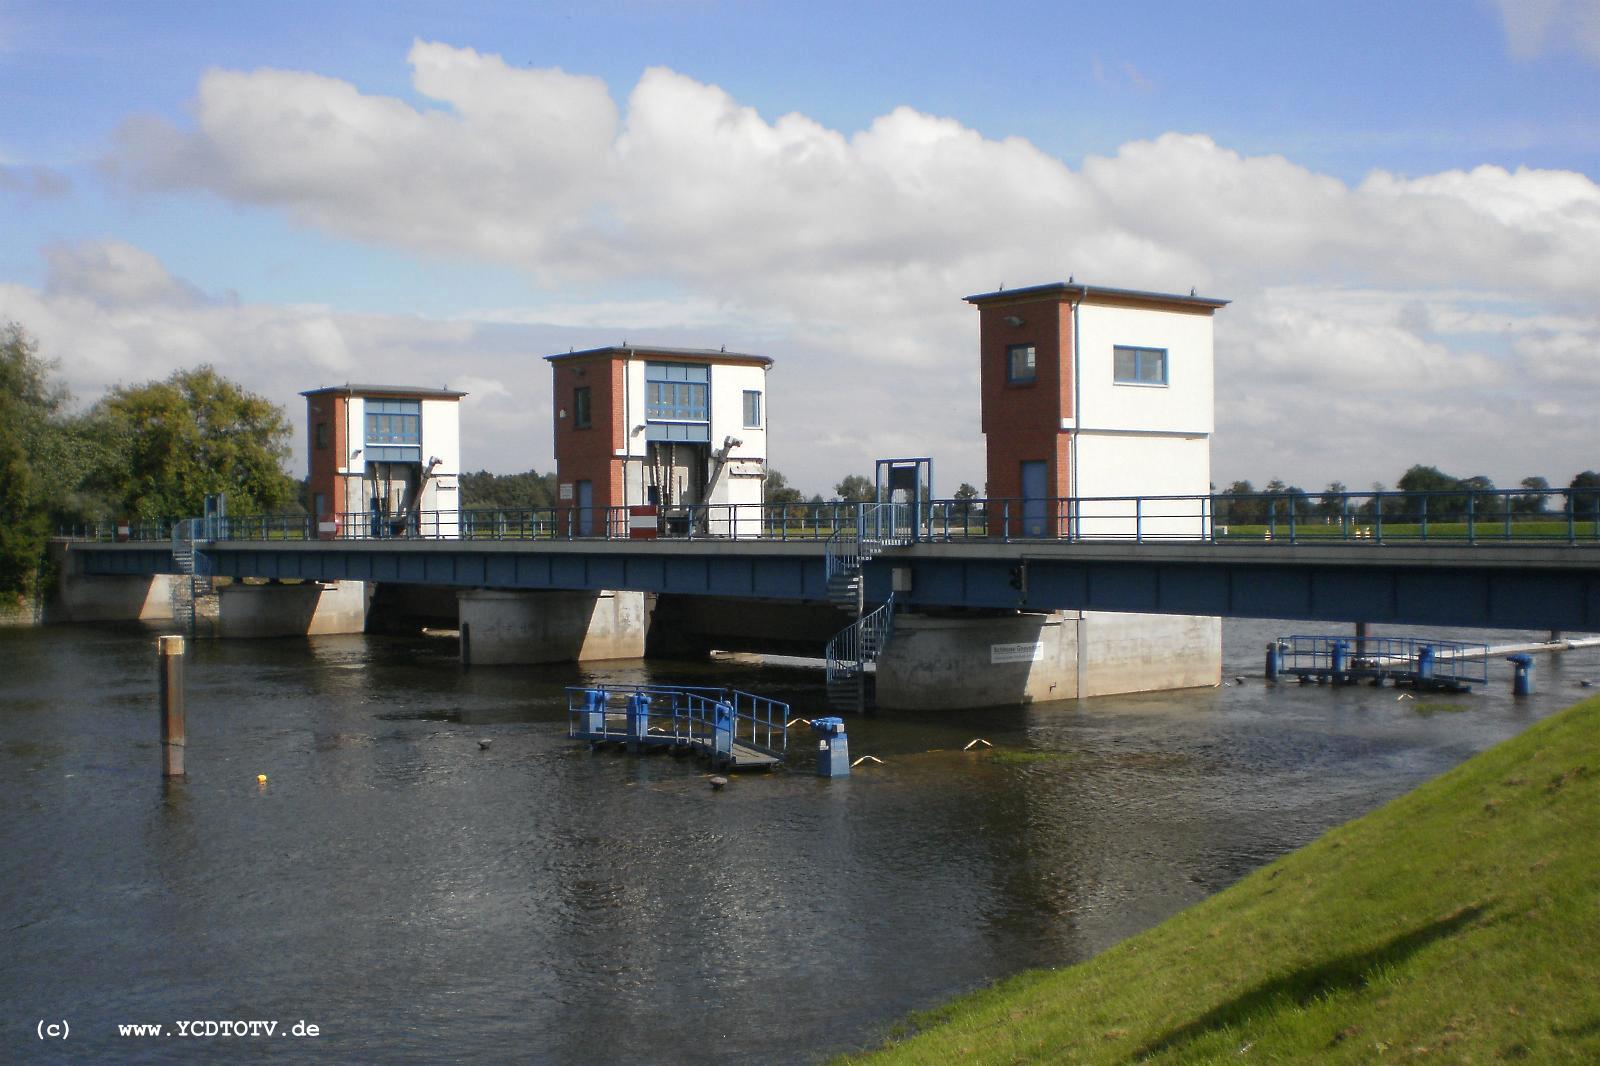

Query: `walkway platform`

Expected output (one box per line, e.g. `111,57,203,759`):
566,684,789,771
1274,635,1488,691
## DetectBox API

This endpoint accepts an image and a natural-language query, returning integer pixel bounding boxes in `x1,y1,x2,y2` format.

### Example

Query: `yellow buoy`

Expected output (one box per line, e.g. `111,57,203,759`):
256,774,268,784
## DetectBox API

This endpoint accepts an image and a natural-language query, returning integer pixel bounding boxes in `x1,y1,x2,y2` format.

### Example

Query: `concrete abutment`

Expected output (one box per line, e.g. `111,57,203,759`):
875,610,1221,710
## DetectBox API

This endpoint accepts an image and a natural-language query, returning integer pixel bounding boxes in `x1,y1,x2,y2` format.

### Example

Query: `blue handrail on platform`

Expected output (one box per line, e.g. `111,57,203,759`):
1276,635,1489,689
566,684,790,770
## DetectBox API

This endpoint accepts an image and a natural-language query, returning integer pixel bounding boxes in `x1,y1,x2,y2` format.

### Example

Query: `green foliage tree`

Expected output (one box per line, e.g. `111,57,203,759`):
459,468,557,510
954,482,980,500
1513,476,1550,515
0,324,69,595
762,469,805,505
1571,471,1600,521
90,366,296,521
833,474,874,502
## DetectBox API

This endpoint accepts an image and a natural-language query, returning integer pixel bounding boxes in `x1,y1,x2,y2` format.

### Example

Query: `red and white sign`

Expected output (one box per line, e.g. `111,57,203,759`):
628,506,658,540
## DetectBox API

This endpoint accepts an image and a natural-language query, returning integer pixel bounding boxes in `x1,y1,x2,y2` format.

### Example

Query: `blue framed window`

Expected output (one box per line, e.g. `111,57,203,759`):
573,386,591,429
1114,345,1167,385
743,390,761,428
365,399,421,445
645,363,709,421
1007,344,1036,384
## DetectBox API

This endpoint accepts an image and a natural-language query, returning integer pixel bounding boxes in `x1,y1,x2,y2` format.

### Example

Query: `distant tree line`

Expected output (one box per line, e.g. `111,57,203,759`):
459,469,557,510
2,323,298,599
1214,465,1600,525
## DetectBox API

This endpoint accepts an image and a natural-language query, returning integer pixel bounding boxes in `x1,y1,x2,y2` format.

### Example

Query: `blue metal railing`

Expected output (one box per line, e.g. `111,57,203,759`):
1278,635,1490,687
67,487,1600,547
565,684,789,761
825,592,896,684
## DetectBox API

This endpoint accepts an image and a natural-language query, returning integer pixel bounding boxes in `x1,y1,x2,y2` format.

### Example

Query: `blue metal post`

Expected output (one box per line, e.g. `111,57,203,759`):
583,688,608,738
1331,639,1349,681
712,701,734,766
627,692,651,750
810,716,850,777
1506,653,1533,696
1416,645,1436,683
1265,641,1282,682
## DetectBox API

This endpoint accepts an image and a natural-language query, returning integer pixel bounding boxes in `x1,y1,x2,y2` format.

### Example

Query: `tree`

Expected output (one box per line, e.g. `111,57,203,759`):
762,469,805,505
1513,476,1550,515
0,324,68,595
1315,481,1349,519
1215,480,1263,525
953,482,980,500
833,474,875,502
1397,464,1467,521
90,366,296,520
460,469,557,510
1571,471,1600,522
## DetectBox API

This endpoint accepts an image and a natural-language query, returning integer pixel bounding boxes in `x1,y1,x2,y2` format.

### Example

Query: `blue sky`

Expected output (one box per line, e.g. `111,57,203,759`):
3,0,1599,494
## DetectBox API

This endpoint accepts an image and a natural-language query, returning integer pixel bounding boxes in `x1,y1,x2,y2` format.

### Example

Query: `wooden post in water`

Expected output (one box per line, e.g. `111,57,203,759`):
158,635,186,777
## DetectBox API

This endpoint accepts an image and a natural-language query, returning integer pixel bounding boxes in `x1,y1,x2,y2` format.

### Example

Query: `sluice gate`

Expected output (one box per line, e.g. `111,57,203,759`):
1268,634,1489,691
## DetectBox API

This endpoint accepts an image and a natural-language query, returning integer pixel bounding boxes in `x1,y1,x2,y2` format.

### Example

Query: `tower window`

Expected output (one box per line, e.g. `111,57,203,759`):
743,390,762,428
573,386,592,429
315,422,329,449
1113,345,1168,385
1007,344,1036,384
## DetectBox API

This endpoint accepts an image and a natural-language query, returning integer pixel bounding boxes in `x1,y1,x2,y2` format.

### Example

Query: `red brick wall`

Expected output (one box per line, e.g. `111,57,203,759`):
552,355,624,530
305,394,345,521
978,294,1076,535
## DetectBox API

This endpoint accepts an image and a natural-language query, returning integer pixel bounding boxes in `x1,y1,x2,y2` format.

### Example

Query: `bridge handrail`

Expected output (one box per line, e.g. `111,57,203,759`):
76,486,1600,547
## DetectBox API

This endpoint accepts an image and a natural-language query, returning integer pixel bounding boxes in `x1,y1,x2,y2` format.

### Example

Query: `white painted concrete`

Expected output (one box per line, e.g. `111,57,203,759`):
215,581,370,638
876,610,1221,710
457,588,648,664
52,573,179,623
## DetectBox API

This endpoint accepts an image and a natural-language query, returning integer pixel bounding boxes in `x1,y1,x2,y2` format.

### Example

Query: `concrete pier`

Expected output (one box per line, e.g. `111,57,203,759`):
48,573,179,624
875,610,1221,711
457,589,648,665
215,581,369,638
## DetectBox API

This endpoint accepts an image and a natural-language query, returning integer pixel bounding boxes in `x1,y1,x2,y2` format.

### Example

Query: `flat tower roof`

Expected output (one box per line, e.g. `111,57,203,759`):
301,384,467,399
964,281,1229,312
545,345,773,368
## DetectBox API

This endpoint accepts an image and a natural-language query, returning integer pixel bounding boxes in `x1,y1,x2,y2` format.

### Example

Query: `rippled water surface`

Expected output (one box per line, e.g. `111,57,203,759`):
4,619,1597,1062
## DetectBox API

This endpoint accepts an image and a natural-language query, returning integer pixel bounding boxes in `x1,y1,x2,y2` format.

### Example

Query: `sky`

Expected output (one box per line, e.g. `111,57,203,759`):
2,0,1599,498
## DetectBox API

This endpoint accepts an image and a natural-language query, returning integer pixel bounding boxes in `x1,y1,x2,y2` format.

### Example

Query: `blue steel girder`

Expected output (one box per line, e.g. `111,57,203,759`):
200,540,832,601
864,542,1600,631
68,539,1600,630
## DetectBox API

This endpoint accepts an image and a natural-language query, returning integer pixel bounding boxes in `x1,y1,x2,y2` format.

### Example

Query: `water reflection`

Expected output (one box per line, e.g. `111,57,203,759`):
0,618,1596,1063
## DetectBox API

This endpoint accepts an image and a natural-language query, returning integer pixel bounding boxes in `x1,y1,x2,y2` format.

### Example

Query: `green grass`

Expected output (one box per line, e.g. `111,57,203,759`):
1220,520,1599,541
842,696,1600,1064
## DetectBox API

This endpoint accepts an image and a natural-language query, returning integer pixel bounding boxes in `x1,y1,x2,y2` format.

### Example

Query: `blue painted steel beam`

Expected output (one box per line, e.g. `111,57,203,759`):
69,539,1600,629
870,543,1600,630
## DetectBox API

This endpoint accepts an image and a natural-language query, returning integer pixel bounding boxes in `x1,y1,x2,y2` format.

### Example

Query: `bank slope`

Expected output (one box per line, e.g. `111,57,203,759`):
845,696,1600,1064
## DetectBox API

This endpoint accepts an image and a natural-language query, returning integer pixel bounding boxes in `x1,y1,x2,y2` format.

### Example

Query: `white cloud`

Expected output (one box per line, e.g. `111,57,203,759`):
1490,0,1600,63
49,45,1600,493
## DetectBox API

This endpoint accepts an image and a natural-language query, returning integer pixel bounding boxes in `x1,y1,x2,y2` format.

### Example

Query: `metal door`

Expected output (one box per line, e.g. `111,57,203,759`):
1021,461,1047,538
577,480,594,537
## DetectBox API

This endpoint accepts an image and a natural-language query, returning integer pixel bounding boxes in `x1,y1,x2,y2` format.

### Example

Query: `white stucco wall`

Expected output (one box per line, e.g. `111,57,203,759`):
420,397,462,536
1072,303,1214,438
1074,433,1211,538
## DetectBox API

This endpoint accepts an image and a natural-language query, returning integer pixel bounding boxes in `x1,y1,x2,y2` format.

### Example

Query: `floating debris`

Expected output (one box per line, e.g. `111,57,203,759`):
850,755,884,768
477,739,492,750
708,775,729,790
963,739,993,751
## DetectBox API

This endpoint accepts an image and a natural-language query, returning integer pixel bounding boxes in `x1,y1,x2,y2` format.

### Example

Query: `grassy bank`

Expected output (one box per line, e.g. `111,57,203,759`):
845,697,1600,1063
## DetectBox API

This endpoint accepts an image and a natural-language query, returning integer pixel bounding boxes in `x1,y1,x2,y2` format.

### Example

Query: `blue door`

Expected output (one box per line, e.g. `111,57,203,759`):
576,480,594,537
1020,461,1047,538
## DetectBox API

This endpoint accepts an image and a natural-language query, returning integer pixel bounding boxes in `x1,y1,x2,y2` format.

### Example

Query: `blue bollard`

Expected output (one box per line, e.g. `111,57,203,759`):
1330,639,1350,681
712,701,734,766
810,716,851,778
1416,645,1435,683
1506,653,1534,696
1265,641,1282,682
583,687,608,738
627,692,651,749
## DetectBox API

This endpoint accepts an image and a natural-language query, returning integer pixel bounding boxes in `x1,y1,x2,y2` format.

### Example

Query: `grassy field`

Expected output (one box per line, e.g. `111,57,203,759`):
1219,520,1600,541
843,696,1600,1064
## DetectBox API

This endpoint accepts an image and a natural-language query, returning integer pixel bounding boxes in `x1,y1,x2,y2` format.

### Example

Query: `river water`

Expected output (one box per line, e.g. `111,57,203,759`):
3,618,1597,1063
